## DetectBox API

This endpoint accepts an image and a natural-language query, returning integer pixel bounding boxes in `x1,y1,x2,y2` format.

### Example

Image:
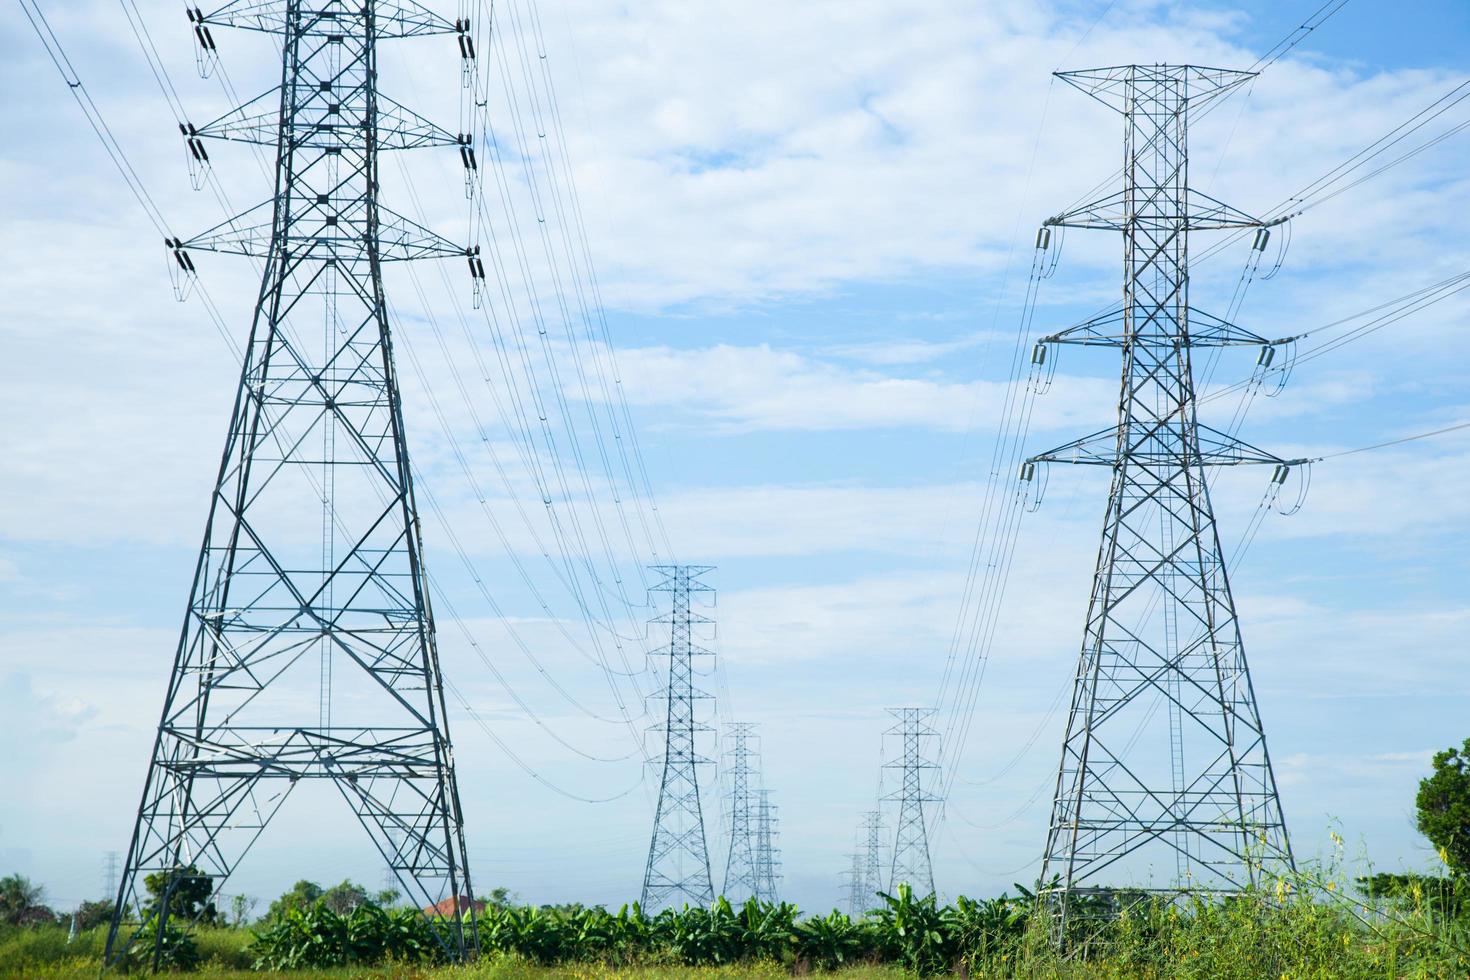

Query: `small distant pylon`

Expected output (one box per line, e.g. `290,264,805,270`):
722,722,761,902
753,788,781,902
842,852,866,916
885,708,939,896
860,810,885,908
102,851,120,900
641,566,716,910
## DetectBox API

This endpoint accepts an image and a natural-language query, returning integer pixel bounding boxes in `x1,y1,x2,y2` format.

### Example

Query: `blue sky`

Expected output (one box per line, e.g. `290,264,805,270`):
2,0,1469,915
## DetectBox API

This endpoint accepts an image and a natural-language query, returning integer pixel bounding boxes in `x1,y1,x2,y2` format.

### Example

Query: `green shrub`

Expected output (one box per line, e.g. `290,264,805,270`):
248,900,445,969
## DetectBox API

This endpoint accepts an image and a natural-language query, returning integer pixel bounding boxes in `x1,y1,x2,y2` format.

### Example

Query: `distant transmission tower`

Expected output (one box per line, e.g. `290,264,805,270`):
860,810,884,908
106,3,477,967
884,708,938,895
642,566,716,909
842,852,866,916
722,722,761,902
102,852,119,901
1029,65,1297,915
753,788,781,902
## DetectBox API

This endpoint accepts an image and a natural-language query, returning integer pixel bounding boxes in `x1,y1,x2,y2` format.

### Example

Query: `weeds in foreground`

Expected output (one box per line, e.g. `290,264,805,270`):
4,877,1469,978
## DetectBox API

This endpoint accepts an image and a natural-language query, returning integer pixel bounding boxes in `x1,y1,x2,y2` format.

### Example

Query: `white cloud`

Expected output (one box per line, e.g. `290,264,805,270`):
609,342,1115,433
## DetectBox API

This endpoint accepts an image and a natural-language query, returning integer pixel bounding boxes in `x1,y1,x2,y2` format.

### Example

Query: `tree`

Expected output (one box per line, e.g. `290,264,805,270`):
228,894,258,927
75,899,116,931
142,865,217,924
321,879,369,915
480,886,517,909
266,880,323,921
1417,738,1470,876
0,874,54,927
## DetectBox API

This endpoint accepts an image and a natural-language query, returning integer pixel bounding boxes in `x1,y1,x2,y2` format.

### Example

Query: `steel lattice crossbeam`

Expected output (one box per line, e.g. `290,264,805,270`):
106,1,476,969
1032,65,1296,919
641,566,717,910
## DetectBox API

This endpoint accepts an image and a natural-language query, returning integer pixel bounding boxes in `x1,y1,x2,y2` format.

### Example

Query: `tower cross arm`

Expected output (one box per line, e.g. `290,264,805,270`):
1038,305,1299,349
1044,190,1287,232
1027,422,1310,469
1054,64,1257,113
196,91,462,151
184,202,470,261
201,0,457,37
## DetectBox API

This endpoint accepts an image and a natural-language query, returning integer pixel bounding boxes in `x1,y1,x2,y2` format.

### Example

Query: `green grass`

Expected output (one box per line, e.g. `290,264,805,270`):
4,886,1468,979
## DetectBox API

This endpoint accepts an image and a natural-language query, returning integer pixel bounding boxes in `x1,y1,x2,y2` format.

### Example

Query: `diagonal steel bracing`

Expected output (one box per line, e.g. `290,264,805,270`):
107,2,477,968
1029,65,1297,922
641,566,717,910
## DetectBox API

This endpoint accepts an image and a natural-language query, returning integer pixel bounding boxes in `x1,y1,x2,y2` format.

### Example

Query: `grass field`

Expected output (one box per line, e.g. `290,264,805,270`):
4,877,1469,979
3,906,1468,978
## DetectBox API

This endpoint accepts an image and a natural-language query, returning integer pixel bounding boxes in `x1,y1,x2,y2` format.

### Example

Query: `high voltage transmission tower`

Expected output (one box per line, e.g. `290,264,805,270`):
753,788,781,902
842,851,866,917
1027,65,1298,919
106,2,478,968
884,708,938,896
859,810,884,910
102,852,119,901
722,722,762,902
642,566,716,910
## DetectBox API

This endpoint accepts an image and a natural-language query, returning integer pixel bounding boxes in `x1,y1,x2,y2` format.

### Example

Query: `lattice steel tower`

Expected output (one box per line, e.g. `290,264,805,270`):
1030,65,1296,910
884,708,938,895
860,810,884,909
842,851,866,916
722,722,761,901
753,788,781,902
106,1,478,967
642,566,716,909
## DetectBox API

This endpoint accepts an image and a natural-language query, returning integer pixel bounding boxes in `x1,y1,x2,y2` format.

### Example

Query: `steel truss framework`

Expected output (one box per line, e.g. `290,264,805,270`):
753,788,781,901
722,723,763,902
860,810,885,909
842,851,866,917
106,1,476,968
884,708,938,896
641,566,717,910
1033,65,1296,915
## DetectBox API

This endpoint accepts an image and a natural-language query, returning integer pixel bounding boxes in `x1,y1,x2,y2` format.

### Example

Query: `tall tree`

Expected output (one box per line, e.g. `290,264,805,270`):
1417,738,1470,875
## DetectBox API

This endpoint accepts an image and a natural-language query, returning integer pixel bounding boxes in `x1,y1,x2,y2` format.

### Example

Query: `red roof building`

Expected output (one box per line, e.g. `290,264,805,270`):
423,894,486,918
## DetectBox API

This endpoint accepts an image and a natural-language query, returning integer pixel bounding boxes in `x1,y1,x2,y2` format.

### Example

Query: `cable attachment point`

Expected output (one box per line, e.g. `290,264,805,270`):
165,237,197,302
1036,223,1063,279
466,244,486,309
186,7,218,78
1266,460,1310,515
457,133,478,199
1018,459,1048,513
180,122,211,191
1251,336,1297,397
1029,339,1056,395
455,19,476,87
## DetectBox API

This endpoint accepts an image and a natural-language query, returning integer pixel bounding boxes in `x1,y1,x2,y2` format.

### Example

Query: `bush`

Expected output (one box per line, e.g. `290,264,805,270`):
248,900,446,968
